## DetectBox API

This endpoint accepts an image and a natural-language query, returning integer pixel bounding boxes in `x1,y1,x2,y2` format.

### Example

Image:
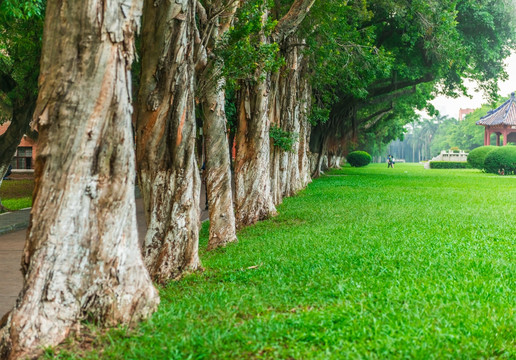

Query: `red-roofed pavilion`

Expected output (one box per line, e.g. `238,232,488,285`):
476,93,516,146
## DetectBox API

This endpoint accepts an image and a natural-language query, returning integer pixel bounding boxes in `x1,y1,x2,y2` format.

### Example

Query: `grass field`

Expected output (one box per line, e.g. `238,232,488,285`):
0,179,33,211
49,163,515,359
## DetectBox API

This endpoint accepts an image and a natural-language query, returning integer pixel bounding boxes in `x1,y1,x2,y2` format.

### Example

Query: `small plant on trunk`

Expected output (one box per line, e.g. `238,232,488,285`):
270,126,298,152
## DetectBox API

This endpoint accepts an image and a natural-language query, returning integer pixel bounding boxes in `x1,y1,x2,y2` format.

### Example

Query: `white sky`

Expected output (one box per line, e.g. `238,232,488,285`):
430,52,516,119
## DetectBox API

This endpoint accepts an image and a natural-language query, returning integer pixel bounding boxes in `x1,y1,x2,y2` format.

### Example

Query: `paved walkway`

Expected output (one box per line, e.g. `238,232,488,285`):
0,193,209,316
0,208,31,236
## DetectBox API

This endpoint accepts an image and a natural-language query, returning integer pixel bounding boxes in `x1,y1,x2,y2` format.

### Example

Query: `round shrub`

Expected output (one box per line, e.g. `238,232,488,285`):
467,146,497,170
484,146,516,175
346,151,372,167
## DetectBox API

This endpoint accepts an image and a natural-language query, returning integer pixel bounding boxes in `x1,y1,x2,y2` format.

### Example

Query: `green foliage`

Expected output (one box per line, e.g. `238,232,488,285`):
308,106,329,126
455,0,516,97
393,95,513,163
0,0,44,116
305,0,389,100
467,146,497,170
224,87,238,135
429,102,504,157
429,161,470,169
308,0,516,156
216,0,284,87
269,125,297,152
50,164,516,359
346,150,371,167
484,146,516,175
0,0,44,21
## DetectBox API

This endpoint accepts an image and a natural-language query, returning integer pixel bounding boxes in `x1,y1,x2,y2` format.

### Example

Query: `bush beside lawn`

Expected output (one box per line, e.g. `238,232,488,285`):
346,151,372,167
484,146,516,175
467,145,497,170
429,161,470,169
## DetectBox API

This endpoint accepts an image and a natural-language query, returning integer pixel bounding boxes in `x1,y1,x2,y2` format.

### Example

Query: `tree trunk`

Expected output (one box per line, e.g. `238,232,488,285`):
0,1,159,358
197,1,238,251
234,0,314,226
202,74,237,249
298,71,312,188
0,98,35,210
136,0,201,283
269,71,282,205
235,75,277,228
280,40,312,197
270,41,303,204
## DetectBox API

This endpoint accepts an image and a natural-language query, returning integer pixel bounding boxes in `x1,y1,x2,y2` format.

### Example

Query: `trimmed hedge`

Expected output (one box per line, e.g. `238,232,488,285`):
429,161,470,169
346,151,372,167
484,146,516,175
467,146,497,170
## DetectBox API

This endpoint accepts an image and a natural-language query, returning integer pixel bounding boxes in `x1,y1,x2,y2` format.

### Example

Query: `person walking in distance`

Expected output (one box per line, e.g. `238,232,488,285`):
387,155,394,168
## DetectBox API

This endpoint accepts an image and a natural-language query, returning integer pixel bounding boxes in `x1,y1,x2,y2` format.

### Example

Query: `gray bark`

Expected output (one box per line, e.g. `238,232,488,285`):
234,7,276,227
235,74,277,228
202,75,238,249
0,1,159,358
270,40,311,204
136,0,201,283
234,0,314,225
197,1,238,250
297,71,312,188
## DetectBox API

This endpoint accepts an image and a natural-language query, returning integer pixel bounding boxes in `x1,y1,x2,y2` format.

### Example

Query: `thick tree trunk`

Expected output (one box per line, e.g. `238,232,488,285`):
235,0,315,225
233,7,276,228
270,45,300,205
297,71,312,188
197,2,238,251
202,75,238,249
269,71,282,205
235,75,277,228
136,0,201,283
273,40,312,201
0,1,159,358
310,97,358,177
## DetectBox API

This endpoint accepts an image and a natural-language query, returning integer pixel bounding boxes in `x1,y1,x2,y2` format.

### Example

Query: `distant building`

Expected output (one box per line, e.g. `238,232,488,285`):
476,93,516,146
0,122,37,170
458,108,474,121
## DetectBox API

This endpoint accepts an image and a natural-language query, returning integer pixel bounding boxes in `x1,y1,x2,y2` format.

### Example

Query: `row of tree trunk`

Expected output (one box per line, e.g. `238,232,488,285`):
1,0,159,358
0,0,318,358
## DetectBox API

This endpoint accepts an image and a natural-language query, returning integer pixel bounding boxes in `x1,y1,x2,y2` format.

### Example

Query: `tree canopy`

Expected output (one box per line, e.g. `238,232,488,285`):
303,0,516,157
0,0,44,117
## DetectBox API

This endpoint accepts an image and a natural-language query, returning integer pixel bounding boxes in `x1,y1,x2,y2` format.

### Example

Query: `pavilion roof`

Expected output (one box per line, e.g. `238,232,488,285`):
476,93,516,126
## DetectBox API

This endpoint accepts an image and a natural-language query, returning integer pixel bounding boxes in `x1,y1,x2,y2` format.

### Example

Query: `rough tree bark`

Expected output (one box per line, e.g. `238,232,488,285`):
0,1,159,358
235,73,277,228
233,0,276,229
269,70,282,205
197,1,238,250
136,0,201,283
270,39,312,205
310,98,357,177
234,0,315,227
297,67,312,188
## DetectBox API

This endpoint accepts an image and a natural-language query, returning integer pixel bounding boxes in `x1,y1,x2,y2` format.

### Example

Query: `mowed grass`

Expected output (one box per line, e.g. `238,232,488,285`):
51,164,515,359
0,179,33,211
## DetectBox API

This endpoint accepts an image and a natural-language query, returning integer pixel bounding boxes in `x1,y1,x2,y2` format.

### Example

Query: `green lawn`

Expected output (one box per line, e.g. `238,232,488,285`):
50,164,515,359
0,179,33,211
